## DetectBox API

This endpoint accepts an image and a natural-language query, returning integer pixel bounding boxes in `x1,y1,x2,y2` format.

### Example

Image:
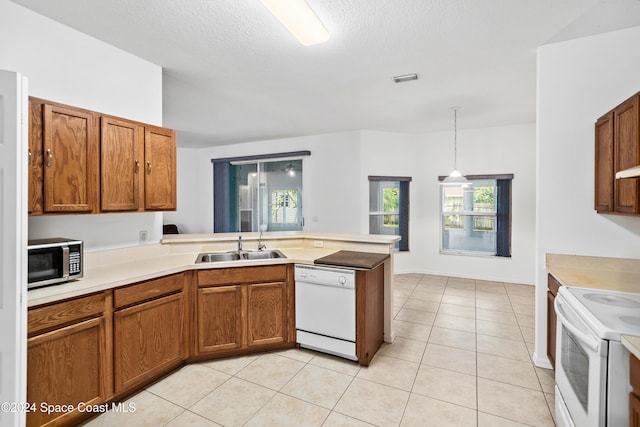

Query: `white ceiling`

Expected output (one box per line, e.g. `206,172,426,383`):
10,0,640,147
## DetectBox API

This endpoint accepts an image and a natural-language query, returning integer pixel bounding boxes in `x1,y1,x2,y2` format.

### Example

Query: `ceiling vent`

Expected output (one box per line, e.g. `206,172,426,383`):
393,73,419,83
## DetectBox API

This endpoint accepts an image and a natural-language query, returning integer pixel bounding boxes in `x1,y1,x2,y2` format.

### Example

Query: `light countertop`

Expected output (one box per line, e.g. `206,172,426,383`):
546,254,640,294
28,232,398,307
622,335,640,360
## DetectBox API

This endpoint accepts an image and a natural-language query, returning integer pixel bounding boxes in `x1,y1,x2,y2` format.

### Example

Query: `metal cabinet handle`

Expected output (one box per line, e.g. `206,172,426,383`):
28,148,32,165
134,160,140,174
46,148,53,167
147,161,152,175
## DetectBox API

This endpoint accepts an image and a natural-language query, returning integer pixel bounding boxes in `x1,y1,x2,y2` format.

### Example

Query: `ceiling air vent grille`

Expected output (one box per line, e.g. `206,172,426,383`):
393,73,419,83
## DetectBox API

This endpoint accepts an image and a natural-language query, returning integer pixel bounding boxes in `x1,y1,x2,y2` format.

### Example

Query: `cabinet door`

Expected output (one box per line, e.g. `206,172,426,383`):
356,266,385,366
114,293,185,394
198,286,244,353
631,393,640,427
28,99,43,214
547,291,557,369
101,116,144,211
595,112,614,212
144,125,176,210
614,95,640,214
43,104,98,213
27,317,106,427
247,282,287,347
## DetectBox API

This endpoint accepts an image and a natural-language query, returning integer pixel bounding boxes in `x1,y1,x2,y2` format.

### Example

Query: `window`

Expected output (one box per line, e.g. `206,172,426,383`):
439,174,512,257
369,176,411,251
212,151,309,233
271,189,299,225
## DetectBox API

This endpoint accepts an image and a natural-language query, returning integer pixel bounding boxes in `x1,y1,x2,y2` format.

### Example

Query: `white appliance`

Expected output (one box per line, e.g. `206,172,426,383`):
555,286,640,426
295,264,357,361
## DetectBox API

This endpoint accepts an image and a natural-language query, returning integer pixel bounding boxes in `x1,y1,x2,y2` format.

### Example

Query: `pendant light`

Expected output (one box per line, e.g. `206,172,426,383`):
441,107,469,185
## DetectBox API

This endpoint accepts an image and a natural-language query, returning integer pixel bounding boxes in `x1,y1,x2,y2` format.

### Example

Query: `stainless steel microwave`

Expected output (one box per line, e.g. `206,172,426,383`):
27,238,83,289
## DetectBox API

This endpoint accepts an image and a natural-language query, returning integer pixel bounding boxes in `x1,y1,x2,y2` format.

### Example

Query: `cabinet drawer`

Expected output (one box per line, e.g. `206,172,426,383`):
198,265,288,287
631,354,640,394
28,292,105,337
114,273,185,309
548,274,562,296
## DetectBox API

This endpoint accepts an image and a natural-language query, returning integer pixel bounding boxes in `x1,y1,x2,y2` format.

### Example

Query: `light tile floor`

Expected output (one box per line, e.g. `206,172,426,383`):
84,274,555,427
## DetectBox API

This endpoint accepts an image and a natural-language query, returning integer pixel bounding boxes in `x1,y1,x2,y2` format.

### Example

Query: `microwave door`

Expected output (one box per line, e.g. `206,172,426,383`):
27,247,63,286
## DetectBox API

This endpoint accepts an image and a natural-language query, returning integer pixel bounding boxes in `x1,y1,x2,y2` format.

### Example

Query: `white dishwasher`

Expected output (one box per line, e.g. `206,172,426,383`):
295,264,357,361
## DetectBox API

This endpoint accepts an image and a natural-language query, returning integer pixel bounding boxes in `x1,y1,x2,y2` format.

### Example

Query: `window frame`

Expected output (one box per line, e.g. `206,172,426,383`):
368,175,411,252
212,151,310,233
438,174,512,257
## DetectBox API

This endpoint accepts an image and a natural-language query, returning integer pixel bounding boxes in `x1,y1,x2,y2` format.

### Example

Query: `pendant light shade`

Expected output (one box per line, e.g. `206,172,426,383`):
441,107,469,186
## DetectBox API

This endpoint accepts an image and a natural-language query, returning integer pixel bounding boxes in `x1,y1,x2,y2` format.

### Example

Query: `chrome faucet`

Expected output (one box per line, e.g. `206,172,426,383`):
257,230,266,251
237,235,242,253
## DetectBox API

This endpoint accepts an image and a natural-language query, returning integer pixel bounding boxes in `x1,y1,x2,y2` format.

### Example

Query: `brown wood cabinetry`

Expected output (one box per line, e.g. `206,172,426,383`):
630,353,640,427
595,92,640,215
198,285,244,353
27,293,109,427
547,274,561,369
28,97,176,215
100,116,144,211
356,264,385,366
28,101,44,213
195,265,294,358
595,112,615,212
144,125,177,211
28,98,100,214
113,273,186,394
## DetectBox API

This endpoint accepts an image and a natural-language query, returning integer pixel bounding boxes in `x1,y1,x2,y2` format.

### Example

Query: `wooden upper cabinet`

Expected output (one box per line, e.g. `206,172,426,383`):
144,125,177,211
28,97,177,215
613,95,640,214
595,112,614,213
101,116,144,211
42,103,99,213
28,100,44,214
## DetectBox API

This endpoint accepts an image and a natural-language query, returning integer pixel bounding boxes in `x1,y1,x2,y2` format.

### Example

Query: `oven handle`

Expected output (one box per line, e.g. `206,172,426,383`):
554,296,604,355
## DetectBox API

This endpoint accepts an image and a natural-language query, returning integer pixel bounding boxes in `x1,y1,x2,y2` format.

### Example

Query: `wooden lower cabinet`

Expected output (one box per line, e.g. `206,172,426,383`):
631,353,640,427
113,292,185,394
195,265,294,358
247,282,287,347
197,285,244,353
355,264,385,366
547,274,561,369
27,312,107,427
26,266,297,425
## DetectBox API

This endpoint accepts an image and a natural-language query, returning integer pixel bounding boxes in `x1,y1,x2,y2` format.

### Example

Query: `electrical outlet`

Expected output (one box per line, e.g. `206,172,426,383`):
313,240,324,248
139,230,148,244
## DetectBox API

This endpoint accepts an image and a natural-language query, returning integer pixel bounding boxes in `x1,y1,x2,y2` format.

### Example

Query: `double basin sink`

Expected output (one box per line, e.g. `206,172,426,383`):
196,249,286,264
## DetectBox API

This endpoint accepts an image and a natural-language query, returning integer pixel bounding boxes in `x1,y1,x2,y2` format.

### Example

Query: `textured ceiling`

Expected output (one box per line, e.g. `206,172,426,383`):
10,0,638,147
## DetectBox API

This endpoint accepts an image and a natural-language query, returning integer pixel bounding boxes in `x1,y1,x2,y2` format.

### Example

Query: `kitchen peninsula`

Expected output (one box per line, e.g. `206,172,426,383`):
26,232,398,427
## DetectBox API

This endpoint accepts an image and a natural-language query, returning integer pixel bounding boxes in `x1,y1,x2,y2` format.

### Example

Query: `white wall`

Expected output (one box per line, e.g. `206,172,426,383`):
168,131,364,235
361,125,536,284
0,0,164,251
535,25,640,366
172,125,537,284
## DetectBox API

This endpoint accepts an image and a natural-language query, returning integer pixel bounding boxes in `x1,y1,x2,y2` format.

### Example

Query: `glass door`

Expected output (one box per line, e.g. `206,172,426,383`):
221,159,303,232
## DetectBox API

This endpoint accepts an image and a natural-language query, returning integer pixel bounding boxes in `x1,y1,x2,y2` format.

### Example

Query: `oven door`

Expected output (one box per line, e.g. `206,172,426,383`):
554,293,608,427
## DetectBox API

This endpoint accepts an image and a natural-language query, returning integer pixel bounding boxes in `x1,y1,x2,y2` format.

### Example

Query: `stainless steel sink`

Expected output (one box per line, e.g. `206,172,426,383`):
196,252,242,263
195,249,286,263
243,249,286,260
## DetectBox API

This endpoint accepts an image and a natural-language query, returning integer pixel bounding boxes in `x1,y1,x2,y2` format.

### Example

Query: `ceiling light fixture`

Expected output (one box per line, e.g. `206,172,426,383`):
393,73,419,83
260,0,329,46
441,107,469,186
